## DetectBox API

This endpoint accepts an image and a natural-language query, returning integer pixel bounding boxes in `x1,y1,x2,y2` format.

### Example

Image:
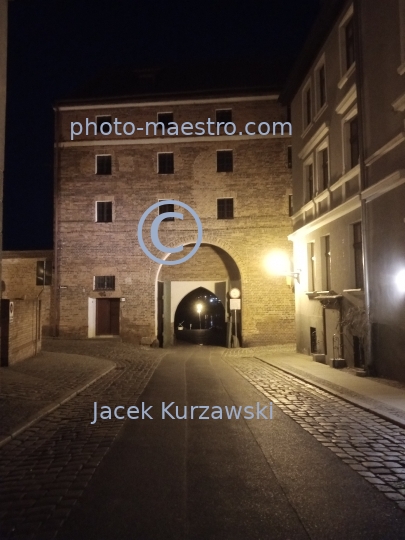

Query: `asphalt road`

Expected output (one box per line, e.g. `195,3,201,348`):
56,346,405,540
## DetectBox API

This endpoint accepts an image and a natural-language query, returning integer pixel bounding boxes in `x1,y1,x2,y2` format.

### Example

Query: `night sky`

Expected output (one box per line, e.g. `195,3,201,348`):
4,0,320,250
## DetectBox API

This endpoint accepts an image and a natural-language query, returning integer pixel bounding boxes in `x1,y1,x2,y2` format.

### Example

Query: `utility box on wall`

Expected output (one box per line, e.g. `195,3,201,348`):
1,299,42,366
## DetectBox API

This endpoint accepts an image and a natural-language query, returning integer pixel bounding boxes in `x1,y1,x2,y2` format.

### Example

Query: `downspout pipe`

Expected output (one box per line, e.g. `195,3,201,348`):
353,0,373,374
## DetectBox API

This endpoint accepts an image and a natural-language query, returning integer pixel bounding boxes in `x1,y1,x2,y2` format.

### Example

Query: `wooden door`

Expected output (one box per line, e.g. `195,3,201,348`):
96,299,120,336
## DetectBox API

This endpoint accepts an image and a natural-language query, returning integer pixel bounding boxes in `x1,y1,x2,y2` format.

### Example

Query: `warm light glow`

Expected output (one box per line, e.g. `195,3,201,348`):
264,251,290,276
196,303,203,313
395,269,405,292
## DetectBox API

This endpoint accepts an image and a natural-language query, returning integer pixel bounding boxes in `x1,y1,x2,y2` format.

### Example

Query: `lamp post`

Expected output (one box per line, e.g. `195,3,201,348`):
196,303,202,329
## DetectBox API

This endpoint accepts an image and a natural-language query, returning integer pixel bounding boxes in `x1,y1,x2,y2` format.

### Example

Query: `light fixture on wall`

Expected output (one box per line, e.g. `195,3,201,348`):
395,269,405,293
264,251,301,283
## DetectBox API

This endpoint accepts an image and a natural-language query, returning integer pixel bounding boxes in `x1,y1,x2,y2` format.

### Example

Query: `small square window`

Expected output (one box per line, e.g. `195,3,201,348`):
36,260,52,286
157,112,174,129
287,146,292,168
217,150,233,172
158,153,174,174
216,109,232,125
159,201,175,222
96,201,113,223
96,116,112,135
96,155,112,175
94,276,115,291
217,198,234,219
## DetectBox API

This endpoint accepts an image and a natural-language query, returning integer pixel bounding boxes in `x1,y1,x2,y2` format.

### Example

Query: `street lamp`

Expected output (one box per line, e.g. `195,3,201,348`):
196,303,202,329
264,251,301,283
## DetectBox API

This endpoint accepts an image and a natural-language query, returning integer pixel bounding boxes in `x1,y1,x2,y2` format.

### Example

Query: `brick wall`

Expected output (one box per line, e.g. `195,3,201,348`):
1,299,41,365
2,251,53,335
55,96,295,346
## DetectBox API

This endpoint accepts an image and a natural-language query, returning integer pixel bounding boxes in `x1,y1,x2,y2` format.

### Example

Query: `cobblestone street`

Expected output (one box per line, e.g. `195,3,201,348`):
225,355,405,510
0,340,165,539
1,342,405,539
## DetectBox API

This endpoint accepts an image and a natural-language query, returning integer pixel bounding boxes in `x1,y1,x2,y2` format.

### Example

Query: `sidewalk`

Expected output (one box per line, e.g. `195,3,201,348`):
255,350,405,427
0,350,114,446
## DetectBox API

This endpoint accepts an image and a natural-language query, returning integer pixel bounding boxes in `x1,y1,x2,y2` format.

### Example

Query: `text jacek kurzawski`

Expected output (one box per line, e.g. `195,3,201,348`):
90,402,273,424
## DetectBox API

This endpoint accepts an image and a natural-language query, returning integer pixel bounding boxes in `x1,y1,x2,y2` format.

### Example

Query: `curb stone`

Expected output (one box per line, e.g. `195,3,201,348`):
0,362,115,449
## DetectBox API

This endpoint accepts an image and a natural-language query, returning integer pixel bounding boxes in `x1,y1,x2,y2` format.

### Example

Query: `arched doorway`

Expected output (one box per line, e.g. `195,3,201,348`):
155,243,241,348
174,287,226,346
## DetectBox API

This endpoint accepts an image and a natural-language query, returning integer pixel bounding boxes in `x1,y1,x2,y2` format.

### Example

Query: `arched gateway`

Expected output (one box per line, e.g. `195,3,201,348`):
155,242,242,347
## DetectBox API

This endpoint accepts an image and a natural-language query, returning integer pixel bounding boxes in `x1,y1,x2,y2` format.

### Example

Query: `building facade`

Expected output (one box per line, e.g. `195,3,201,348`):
0,0,9,353
53,80,295,347
2,250,53,335
282,0,405,381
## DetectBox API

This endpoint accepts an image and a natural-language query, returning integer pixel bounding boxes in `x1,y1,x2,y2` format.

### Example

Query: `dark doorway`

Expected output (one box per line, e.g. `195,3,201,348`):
353,336,364,368
96,298,120,336
174,287,226,346
310,327,317,353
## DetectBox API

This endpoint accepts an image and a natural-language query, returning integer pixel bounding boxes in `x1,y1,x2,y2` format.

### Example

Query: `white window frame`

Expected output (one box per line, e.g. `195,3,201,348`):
95,154,112,174
338,5,355,86
303,154,315,203
341,106,358,175
95,197,114,223
316,138,330,194
307,242,316,292
314,54,327,119
157,152,174,174
302,79,313,136
216,197,234,219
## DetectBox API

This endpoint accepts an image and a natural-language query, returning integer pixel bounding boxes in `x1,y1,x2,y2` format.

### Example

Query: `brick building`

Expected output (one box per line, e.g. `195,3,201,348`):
53,65,295,346
2,250,53,335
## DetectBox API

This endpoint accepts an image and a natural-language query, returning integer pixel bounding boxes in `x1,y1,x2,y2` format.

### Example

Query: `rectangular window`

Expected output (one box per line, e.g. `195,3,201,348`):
318,64,326,108
217,198,234,219
157,112,173,129
345,17,355,70
287,145,292,168
96,155,112,175
217,150,233,172
304,86,312,128
320,147,329,191
305,163,314,202
36,260,52,286
322,235,331,291
349,116,359,168
158,200,175,222
96,116,112,134
353,222,364,289
216,109,232,125
96,201,113,223
94,276,115,291
158,153,174,174
288,194,293,217
307,242,315,291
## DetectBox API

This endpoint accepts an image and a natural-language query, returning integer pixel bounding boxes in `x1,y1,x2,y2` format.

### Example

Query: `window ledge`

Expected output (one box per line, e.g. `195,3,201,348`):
305,291,319,299
338,63,356,90
330,164,360,192
314,189,329,203
313,103,327,123
301,122,314,139
343,288,364,297
397,62,405,76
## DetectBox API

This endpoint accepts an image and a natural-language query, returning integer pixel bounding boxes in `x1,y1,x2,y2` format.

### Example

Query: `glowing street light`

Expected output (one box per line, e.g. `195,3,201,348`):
196,303,203,329
395,269,405,293
264,250,300,282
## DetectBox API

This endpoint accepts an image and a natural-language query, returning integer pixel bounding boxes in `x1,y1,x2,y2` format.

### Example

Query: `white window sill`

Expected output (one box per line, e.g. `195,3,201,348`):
313,103,327,123
338,63,356,90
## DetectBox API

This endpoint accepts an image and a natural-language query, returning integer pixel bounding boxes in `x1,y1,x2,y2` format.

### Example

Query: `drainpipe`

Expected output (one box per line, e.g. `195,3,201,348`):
52,105,60,337
353,0,373,374
35,270,45,355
